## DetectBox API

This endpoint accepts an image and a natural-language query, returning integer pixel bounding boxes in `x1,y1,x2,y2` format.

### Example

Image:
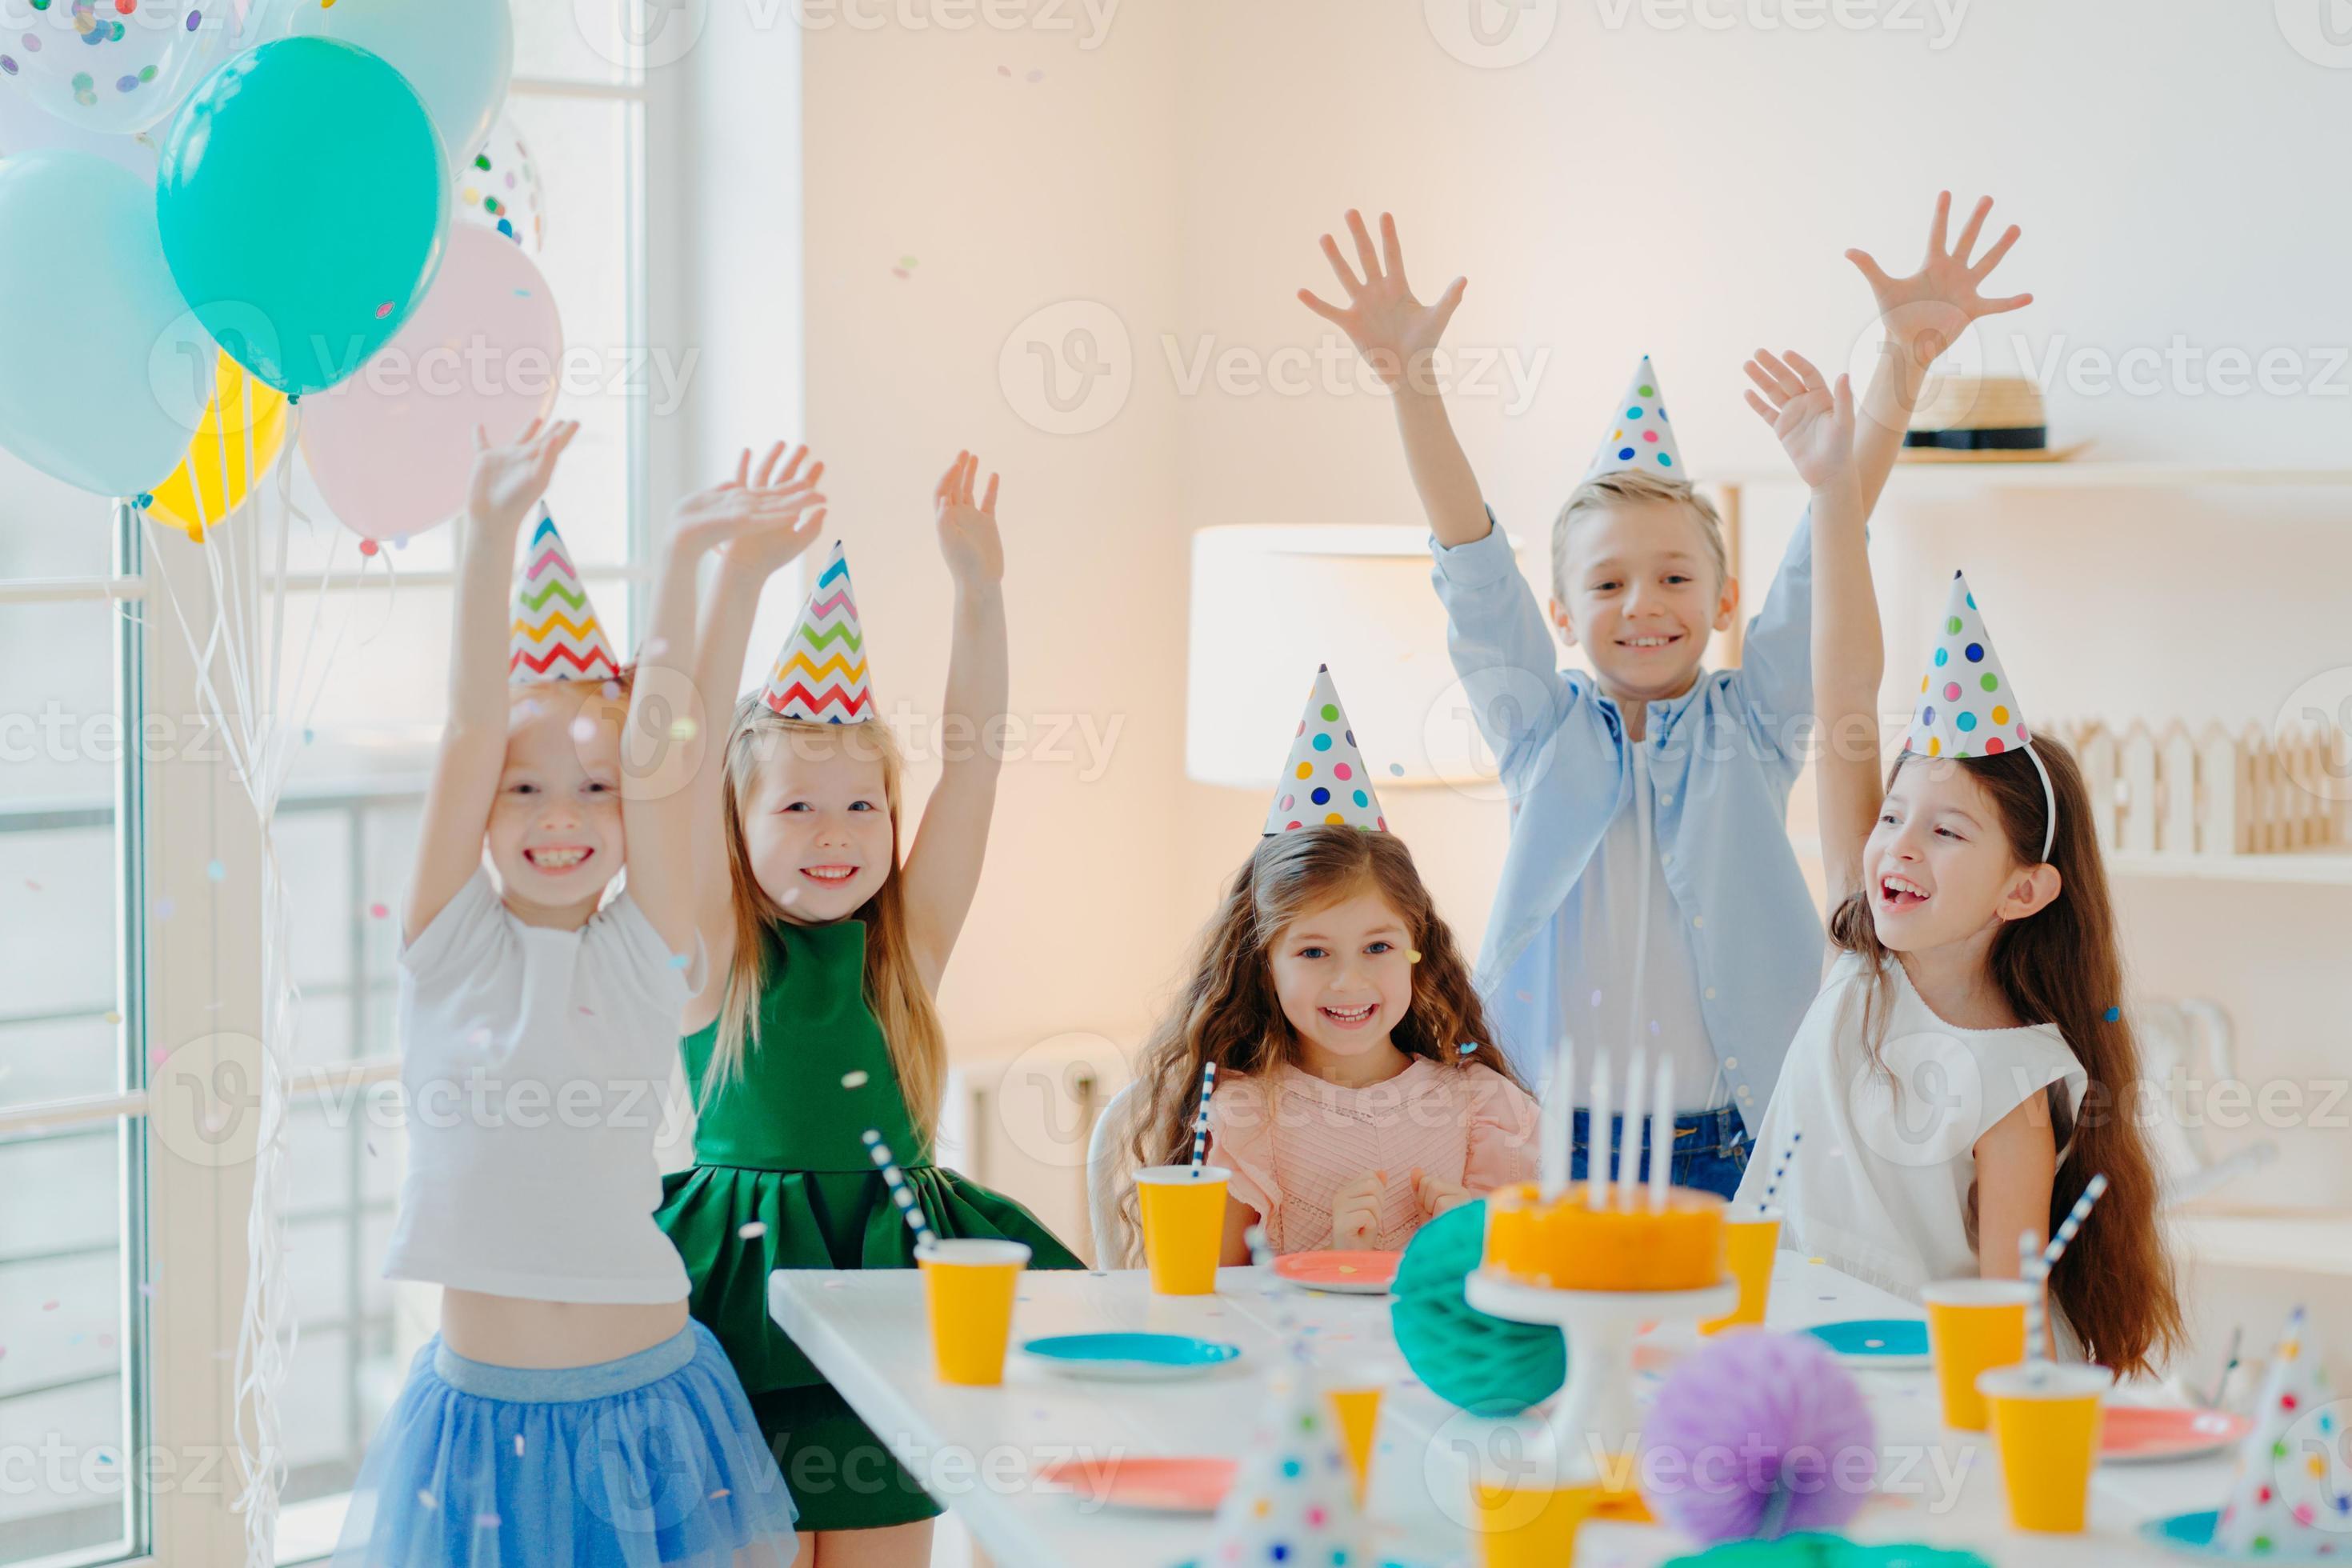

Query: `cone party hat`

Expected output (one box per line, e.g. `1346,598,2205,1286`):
1903,571,2031,761
2214,1307,2352,1555
509,509,622,682
1584,355,1686,481
1265,666,1386,834
762,541,874,723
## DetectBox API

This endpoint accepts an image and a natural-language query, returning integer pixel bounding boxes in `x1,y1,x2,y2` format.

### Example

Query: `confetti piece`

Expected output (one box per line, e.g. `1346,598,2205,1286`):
104,1010,121,1025
668,952,690,970
997,63,1010,74
1809,1256,1826,1266
368,902,389,919
417,1489,438,1510
841,1070,870,1089
358,538,379,557
474,1514,500,1529
139,1283,156,1298
822,1278,845,1290
670,717,698,741
205,860,226,882
900,255,918,268
24,879,39,892
644,638,669,658
602,680,623,701
2104,1006,2122,1022
42,1300,58,1311
570,717,598,742
1457,1042,1477,1055
578,1006,594,1016
891,267,910,280
1026,67,1043,82
514,1435,526,1458
738,1222,768,1240
152,897,175,920
708,1490,730,1501
1589,989,1602,1007
778,889,800,904
1388,762,1405,776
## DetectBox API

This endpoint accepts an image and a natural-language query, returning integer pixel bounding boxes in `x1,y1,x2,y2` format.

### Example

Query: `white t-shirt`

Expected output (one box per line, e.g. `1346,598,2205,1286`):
1735,951,2087,1302
383,868,698,1304
1554,747,1720,1111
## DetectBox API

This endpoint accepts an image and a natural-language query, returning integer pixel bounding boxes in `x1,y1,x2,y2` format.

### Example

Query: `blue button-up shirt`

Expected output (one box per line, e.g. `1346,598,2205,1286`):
1429,512,1823,1118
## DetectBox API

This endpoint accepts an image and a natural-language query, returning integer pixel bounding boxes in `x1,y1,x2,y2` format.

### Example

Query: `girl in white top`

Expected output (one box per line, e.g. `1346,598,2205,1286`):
1732,353,2181,1380
336,420,830,1568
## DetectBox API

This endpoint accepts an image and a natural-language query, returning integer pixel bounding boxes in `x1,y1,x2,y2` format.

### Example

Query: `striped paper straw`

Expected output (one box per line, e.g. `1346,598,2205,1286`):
1759,1127,1803,1210
2021,1226,2047,1382
2038,1174,2109,1274
862,1129,934,1251
1189,1061,1218,1174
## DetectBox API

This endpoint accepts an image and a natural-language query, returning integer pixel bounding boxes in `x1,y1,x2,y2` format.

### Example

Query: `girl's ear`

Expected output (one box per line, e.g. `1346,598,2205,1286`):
1998,862,2062,922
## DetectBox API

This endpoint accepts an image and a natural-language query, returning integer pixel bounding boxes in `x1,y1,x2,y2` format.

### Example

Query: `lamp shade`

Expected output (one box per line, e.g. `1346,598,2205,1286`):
1185,525,1537,790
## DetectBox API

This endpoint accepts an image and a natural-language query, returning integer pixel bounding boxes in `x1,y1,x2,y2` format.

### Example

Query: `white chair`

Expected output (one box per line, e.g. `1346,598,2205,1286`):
1085,1082,1140,1270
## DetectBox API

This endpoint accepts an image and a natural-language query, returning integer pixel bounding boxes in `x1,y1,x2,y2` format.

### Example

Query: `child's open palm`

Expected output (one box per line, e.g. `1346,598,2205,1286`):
468,418,579,535
934,450,1003,587
676,442,829,573
1848,192,2032,376
1298,210,1468,389
1743,350,1854,491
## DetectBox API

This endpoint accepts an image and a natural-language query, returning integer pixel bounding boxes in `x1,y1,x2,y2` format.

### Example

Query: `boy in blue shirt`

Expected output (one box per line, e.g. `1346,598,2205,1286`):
1297,195,2031,1195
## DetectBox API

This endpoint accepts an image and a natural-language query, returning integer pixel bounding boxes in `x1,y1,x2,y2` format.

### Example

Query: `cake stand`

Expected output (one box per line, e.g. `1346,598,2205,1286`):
1465,1270,1737,1490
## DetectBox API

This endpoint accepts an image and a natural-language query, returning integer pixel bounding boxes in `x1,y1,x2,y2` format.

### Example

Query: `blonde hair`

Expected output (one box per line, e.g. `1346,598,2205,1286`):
1550,470,1729,604
706,694,947,1147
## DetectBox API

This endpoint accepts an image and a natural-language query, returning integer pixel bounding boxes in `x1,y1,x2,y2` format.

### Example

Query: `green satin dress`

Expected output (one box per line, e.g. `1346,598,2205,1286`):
657,918,1082,1532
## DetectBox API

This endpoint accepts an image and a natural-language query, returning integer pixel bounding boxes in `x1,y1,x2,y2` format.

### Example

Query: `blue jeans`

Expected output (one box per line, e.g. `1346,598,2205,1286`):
1568,1104,1750,1200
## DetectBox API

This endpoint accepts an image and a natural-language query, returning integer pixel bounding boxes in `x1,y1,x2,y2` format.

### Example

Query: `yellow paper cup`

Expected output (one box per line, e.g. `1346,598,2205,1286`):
918,1238,1031,1386
1977,1362,2113,1533
1470,1478,1603,1568
1328,1384,1382,1504
1922,1278,2035,1430
1702,1207,1782,1334
1136,1165,1230,1296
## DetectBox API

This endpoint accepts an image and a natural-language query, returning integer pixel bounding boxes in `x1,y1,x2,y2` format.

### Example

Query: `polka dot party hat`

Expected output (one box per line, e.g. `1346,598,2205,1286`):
1265,666,1386,835
1199,1369,1371,1568
1584,355,1686,482
762,542,874,724
2215,1307,2352,1556
1903,572,2032,762
509,508,622,683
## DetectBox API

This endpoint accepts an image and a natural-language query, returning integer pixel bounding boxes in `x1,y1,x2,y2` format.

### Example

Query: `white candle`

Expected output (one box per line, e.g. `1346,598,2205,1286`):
1649,1057,1675,1211
1540,1034,1575,1198
1588,1050,1613,1210
1619,1047,1647,1211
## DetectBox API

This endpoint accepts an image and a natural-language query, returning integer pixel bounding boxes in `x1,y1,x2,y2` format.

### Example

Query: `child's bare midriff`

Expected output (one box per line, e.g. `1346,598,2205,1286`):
438,1289,689,1367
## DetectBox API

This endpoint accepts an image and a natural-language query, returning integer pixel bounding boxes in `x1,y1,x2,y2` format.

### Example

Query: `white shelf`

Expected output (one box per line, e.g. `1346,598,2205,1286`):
2172,1210,2352,1278
2106,850,2352,886
1716,461,2352,493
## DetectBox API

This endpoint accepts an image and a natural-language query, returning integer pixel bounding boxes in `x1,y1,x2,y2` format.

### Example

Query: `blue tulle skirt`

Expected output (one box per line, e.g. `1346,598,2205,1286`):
333,1320,798,1567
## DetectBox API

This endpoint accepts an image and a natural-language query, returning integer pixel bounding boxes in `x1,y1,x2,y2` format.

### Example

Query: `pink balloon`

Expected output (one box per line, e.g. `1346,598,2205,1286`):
299,225,562,542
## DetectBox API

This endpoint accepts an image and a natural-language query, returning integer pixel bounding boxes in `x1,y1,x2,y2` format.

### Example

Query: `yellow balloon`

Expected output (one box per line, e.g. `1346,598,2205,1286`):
146,354,290,542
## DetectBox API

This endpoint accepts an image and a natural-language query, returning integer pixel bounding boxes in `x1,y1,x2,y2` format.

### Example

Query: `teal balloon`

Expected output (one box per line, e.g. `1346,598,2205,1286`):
157,38,448,399
293,0,514,177
0,152,214,498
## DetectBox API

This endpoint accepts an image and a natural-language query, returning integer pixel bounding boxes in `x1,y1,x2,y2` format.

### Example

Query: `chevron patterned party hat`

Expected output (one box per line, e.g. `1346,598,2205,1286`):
1265,666,1386,834
762,542,874,723
1903,572,2031,761
2214,1307,2352,1554
1584,355,1686,481
509,509,622,683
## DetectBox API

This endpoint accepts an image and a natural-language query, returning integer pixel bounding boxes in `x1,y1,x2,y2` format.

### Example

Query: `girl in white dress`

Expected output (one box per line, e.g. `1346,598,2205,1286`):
1732,351,2181,1378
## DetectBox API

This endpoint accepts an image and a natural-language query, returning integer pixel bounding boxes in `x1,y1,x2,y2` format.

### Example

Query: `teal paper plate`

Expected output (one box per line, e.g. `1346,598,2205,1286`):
1020,1333,1242,1382
2141,1509,2348,1562
1806,1318,1932,1367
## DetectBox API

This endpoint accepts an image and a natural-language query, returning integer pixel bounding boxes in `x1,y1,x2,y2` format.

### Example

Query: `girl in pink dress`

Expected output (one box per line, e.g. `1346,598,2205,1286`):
1122,822,1538,1262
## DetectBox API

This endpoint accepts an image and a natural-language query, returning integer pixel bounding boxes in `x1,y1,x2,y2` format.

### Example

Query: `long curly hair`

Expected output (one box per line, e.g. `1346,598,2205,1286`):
1116,826,1521,1264
1826,735,2182,1377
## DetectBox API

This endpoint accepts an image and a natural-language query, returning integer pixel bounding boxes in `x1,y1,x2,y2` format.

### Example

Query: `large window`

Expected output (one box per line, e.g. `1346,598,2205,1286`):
0,5,664,1562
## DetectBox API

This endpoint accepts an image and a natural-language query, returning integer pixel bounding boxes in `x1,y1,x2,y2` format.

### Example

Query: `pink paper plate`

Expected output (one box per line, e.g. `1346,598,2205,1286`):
1037,1455,1238,1513
2102,1405,2253,1463
1273,1250,1402,1294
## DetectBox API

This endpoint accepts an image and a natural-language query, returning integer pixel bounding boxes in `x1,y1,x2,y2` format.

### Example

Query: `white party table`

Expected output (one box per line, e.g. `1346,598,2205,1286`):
770,1253,2235,1567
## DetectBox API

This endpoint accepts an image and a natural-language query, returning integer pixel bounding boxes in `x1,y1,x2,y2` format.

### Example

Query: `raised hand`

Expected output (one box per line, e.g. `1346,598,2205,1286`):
1297,210,1467,390
674,441,828,566
467,418,579,535
1848,192,2033,378
1329,1170,1386,1249
1744,350,1855,491
934,450,1003,589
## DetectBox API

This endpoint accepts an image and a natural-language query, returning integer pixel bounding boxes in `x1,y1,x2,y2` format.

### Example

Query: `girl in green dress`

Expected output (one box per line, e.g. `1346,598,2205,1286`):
658,448,1081,1566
